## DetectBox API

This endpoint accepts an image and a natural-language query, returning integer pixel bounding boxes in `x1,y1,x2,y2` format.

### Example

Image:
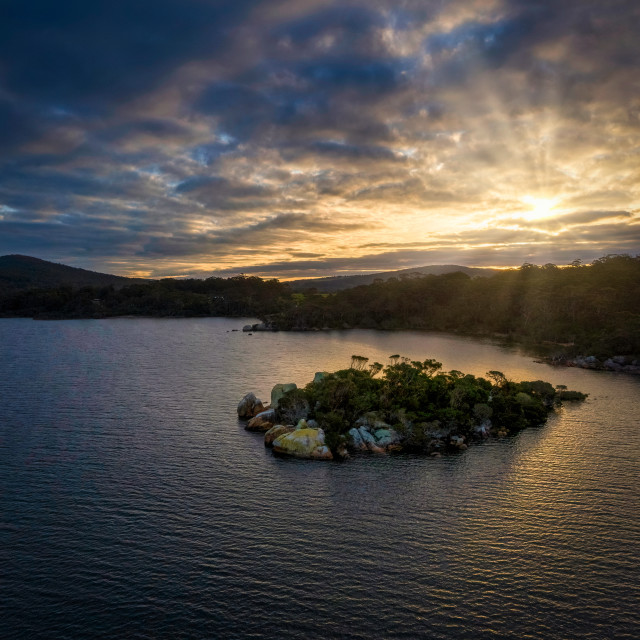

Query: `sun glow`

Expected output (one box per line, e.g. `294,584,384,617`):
520,195,559,221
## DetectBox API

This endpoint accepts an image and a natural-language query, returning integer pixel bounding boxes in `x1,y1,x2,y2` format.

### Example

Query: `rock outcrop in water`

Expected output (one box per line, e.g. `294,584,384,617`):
546,354,640,374
237,392,265,418
238,357,587,461
264,424,294,446
246,408,276,432
272,423,333,460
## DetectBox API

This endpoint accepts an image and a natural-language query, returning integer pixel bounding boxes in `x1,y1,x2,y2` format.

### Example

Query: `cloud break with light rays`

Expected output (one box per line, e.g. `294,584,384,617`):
1,0,639,279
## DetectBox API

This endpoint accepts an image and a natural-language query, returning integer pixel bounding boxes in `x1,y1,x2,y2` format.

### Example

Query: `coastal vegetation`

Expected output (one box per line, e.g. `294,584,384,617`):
238,355,588,460
2,253,638,361
265,254,640,358
0,273,291,319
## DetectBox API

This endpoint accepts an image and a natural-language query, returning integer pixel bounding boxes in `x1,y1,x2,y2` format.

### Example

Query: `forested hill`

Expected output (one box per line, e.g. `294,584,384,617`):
288,264,497,292
0,255,148,293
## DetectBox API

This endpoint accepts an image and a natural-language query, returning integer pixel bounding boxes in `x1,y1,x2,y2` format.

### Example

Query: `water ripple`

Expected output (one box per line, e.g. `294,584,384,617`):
1,318,639,639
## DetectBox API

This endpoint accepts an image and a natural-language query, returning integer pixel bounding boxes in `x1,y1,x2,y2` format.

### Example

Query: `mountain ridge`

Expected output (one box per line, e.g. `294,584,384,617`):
288,264,498,292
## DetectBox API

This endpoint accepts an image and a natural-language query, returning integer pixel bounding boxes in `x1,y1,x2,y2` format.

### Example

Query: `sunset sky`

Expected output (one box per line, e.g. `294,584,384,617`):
1,0,639,279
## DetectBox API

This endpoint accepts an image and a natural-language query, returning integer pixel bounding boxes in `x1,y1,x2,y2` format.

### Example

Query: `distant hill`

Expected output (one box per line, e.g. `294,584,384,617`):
0,255,149,293
288,264,498,292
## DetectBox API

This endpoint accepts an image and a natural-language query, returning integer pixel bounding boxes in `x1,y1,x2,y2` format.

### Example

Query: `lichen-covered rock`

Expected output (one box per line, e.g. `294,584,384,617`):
272,428,333,460
264,424,294,447
270,383,297,409
450,435,465,448
374,428,401,447
355,413,384,428
358,426,385,454
246,408,276,431
237,392,263,418
310,445,333,460
246,416,273,432
295,418,308,430
348,427,367,451
251,402,266,417
313,372,329,384
254,408,276,423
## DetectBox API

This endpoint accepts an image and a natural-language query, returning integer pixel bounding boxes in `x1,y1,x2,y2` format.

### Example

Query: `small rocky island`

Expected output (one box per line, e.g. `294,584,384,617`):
237,356,587,461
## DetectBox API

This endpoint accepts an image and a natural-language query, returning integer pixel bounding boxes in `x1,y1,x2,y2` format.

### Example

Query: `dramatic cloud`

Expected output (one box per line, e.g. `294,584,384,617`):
1,0,638,277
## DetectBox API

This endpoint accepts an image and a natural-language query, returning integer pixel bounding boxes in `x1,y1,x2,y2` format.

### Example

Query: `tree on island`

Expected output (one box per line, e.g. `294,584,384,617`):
269,355,587,458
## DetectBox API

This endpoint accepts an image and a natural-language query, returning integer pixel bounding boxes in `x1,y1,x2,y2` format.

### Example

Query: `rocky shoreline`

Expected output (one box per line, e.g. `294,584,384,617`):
241,323,640,377
543,354,640,374
238,385,336,460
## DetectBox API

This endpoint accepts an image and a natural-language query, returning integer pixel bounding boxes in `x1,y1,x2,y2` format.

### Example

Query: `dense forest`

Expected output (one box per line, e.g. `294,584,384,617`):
266,254,640,357
0,275,292,319
1,254,638,357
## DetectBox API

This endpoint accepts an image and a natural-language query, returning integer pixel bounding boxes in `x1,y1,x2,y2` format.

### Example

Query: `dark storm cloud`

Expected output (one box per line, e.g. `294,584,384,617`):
0,0,257,109
0,99,43,151
1,166,147,199
0,218,144,257
271,5,384,45
296,58,402,94
97,119,191,145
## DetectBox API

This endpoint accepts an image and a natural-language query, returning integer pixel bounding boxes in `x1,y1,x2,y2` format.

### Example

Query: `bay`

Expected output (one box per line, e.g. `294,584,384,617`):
1,317,639,639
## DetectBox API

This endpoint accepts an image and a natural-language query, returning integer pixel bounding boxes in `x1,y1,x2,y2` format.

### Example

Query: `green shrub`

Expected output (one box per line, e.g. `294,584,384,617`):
285,355,586,452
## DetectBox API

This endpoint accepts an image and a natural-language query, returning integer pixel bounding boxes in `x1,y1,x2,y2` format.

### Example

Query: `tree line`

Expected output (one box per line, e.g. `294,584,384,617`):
1,254,638,357
267,254,640,357
0,275,291,319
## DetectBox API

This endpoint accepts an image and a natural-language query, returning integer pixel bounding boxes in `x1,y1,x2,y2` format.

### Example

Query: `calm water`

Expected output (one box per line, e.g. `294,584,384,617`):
1,318,639,639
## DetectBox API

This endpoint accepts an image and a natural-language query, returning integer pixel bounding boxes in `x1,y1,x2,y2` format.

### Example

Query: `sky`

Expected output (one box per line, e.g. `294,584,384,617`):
1,0,639,279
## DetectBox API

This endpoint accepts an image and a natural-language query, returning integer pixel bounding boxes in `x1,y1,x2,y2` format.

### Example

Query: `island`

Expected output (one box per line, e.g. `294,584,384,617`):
238,355,587,461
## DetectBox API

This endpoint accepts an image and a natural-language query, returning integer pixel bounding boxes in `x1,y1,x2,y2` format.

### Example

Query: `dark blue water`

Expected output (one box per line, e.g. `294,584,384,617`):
1,318,639,639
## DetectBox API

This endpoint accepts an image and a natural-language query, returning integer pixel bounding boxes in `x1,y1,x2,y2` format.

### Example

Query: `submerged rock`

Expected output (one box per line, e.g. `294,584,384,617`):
243,322,275,332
